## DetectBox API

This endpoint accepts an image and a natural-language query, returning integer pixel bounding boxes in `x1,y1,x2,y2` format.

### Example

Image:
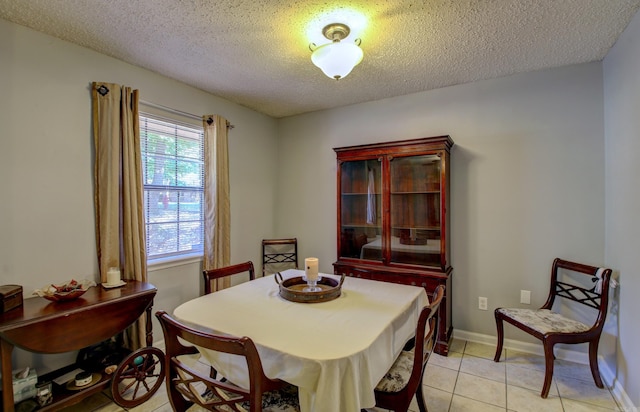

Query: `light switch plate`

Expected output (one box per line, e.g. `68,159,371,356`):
520,290,531,304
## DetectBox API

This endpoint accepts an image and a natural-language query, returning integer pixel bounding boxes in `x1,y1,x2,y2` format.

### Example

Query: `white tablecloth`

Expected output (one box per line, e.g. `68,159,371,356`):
173,269,428,412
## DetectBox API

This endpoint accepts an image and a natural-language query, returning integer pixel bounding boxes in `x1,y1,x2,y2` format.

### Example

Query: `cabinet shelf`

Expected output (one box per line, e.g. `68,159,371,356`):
35,364,111,411
342,192,382,196
391,191,440,195
392,226,440,231
334,136,454,356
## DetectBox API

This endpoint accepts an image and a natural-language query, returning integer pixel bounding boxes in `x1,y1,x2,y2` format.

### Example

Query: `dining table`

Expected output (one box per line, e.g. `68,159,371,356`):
173,269,429,412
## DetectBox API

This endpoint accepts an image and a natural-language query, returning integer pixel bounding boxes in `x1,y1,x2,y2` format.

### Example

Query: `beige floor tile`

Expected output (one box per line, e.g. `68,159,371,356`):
556,375,619,410
506,363,559,396
465,341,502,360
449,394,506,412
408,399,418,412
408,386,453,412
58,392,113,412
561,398,620,411
149,403,175,412
449,338,466,354
554,359,599,383
423,362,459,392
128,385,170,412
460,353,506,383
93,403,126,412
428,350,463,371
454,372,506,408
506,384,563,412
504,349,546,371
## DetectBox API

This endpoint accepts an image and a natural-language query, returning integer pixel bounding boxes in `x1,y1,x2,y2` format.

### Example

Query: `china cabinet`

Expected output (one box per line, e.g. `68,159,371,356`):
333,136,454,355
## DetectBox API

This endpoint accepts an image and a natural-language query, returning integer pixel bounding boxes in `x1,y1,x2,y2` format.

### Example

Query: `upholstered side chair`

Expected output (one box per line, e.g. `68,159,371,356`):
494,258,613,398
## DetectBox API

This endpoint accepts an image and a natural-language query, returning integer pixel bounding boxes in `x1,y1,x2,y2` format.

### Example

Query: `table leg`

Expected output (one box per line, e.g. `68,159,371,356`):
1,338,15,412
145,303,153,347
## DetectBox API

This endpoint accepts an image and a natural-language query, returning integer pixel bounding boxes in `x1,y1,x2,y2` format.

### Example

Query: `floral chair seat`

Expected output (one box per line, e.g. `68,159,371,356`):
374,350,414,393
187,384,299,412
496,308,590,335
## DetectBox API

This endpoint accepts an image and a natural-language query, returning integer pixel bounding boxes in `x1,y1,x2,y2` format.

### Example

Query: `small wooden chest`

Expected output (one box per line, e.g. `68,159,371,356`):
0,285,23,313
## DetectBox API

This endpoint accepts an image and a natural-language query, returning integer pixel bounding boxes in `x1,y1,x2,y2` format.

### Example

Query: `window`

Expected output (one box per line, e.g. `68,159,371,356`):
140,113,204,260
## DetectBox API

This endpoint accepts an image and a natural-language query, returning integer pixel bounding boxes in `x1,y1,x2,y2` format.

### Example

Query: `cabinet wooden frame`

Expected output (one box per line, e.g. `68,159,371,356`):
333,136,454,355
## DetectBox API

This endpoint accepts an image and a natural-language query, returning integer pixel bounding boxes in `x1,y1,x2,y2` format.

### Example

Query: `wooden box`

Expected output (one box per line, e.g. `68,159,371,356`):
0,285,23,313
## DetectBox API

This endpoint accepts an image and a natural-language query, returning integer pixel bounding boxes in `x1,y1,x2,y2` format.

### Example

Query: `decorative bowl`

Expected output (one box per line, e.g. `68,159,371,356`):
34,279,96,302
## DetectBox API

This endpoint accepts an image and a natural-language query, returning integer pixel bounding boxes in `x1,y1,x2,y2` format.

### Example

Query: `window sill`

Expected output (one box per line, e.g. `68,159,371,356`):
148,253,203,272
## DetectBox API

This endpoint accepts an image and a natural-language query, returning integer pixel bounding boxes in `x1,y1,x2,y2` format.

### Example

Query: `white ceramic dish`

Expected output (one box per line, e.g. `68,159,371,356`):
102,280,126,289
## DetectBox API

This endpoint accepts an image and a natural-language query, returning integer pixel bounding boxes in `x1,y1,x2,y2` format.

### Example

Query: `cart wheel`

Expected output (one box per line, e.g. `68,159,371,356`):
111,347,165,408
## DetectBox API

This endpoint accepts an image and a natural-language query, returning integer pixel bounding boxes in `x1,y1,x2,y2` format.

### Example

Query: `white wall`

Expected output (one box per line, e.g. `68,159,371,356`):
277,63,607,347
0,18,279,372
603,9,640,408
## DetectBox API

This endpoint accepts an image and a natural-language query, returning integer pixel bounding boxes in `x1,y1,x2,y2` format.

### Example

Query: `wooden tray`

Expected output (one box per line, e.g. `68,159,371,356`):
275,273,345,303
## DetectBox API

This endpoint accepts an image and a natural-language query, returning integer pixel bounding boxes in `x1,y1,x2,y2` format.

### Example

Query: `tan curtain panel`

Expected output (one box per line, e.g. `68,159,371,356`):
203,115,231,291
92,82,147,349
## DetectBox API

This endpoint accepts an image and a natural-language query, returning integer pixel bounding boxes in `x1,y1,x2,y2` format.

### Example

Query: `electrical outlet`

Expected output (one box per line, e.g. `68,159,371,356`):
478,297,488,310
520,290,531,304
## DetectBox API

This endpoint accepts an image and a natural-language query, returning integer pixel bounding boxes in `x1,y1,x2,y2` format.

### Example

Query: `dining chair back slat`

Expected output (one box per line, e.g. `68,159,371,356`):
203,261,255,295
262,238,298,277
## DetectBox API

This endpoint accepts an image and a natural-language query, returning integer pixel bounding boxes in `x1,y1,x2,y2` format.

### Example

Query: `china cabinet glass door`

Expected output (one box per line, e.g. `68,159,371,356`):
389,154,442,267
339,159,382,262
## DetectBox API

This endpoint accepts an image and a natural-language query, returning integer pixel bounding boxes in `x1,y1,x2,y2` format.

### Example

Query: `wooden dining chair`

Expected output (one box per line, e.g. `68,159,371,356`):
372,285,445,412
156,311,300,412
261,238,298,277
494,258,613,398
203,261,255,295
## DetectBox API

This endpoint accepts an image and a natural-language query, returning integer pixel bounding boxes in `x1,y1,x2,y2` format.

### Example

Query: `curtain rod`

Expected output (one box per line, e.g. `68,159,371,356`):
139,99,234,129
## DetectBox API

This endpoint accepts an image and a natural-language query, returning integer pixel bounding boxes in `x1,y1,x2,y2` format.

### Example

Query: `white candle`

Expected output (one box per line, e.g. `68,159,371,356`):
305,257,319,281
107,267,121,285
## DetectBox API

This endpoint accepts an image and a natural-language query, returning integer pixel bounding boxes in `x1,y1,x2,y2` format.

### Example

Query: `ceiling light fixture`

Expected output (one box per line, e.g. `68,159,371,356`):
310,23,363,80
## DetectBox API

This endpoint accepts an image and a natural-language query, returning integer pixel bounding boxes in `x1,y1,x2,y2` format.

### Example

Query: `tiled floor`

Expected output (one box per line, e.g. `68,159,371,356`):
58,340,621,411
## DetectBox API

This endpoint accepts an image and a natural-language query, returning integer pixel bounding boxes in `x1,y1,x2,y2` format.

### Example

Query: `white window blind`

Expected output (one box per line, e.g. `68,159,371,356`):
140,113,204,260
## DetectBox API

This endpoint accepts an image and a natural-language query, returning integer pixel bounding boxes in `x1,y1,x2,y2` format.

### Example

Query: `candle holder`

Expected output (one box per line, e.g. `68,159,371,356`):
303,277,321,293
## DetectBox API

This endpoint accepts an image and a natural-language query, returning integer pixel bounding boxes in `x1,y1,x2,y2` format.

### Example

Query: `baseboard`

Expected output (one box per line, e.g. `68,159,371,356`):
453,329,637,411
452,329,589,364
600,360,639,412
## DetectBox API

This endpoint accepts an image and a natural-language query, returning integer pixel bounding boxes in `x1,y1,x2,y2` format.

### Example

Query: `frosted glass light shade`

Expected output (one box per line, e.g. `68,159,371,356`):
311,41,364,80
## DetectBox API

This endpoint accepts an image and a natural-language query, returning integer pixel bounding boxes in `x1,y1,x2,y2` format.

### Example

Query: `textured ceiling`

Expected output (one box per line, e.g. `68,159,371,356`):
1,1,639,118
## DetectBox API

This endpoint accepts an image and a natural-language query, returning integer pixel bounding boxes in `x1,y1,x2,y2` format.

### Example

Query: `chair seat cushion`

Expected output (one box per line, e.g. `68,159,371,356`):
498,308,590,334
248,384,300,412
187,383,299,412
375,350,414,393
